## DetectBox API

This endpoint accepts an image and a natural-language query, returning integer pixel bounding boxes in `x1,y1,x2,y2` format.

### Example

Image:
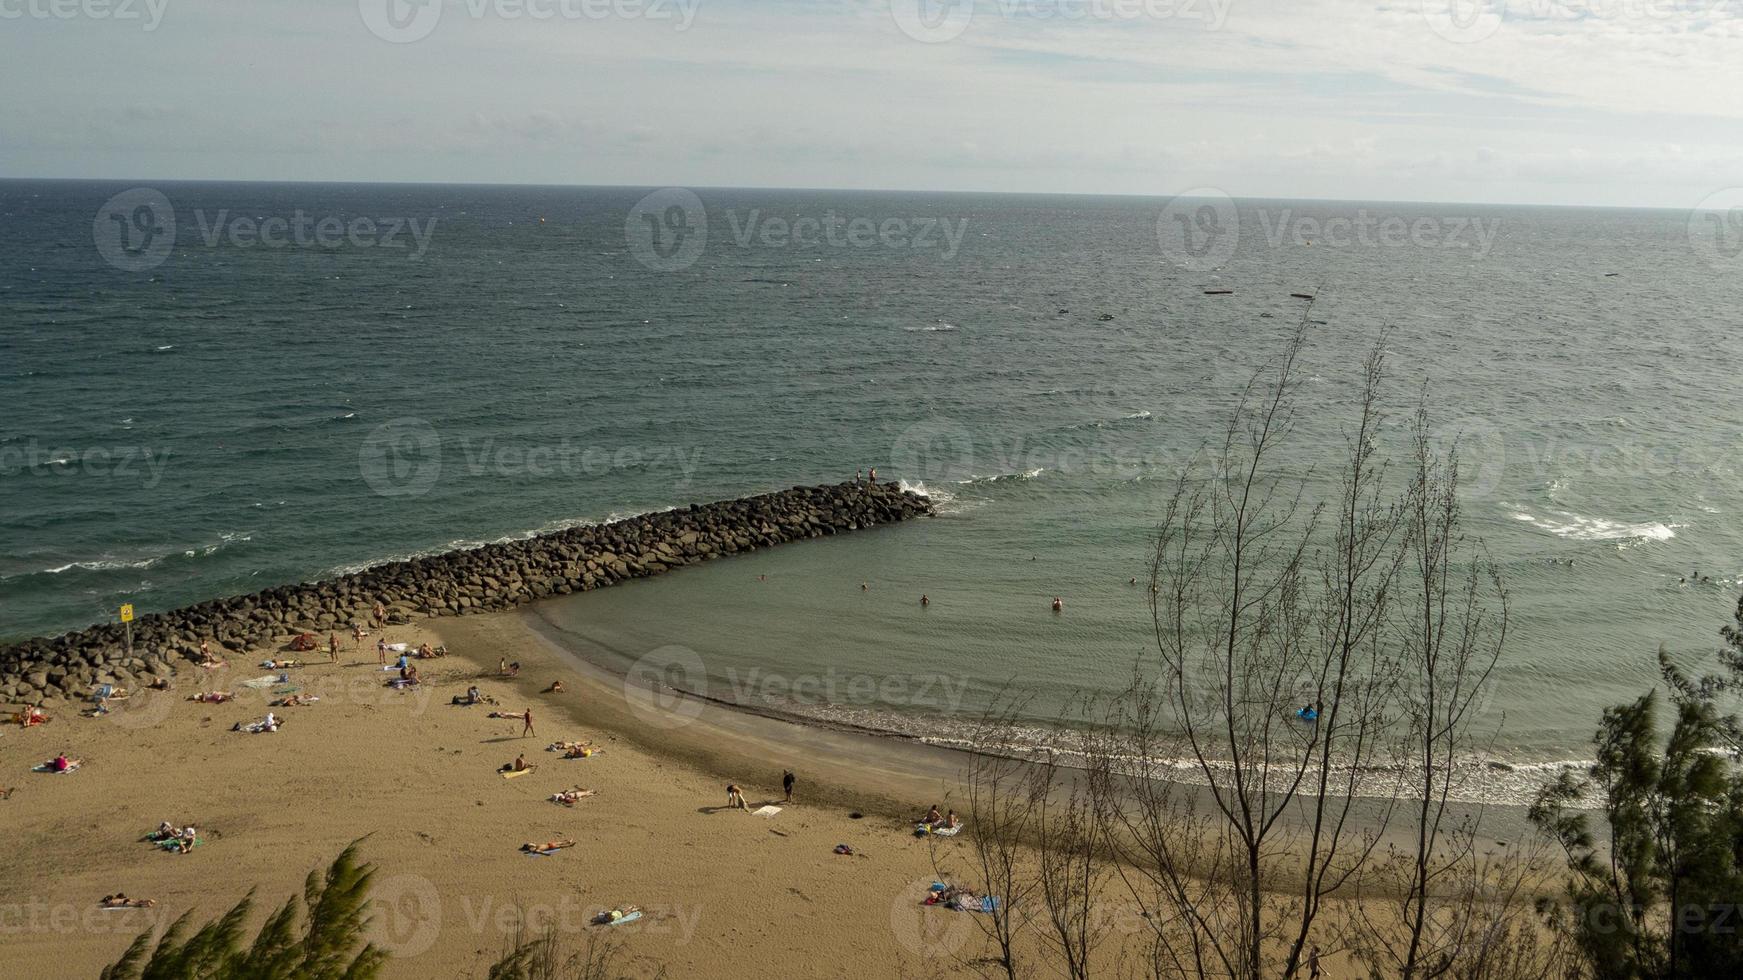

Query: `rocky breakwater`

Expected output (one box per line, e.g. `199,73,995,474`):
0,481,932,707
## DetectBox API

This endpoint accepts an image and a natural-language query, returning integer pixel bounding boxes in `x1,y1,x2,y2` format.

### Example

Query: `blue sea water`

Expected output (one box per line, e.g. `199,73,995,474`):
4,179,1742,779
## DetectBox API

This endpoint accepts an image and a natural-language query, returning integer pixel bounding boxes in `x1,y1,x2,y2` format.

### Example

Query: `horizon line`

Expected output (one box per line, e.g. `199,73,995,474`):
0,174,1696,214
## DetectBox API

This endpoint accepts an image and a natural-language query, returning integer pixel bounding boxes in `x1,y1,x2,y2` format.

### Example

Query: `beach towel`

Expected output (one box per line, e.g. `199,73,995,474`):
523,848,560,857
241,675,282,689
157,837,202,851
753,805,782,818
915,823,964,837
501,766,536,779
597,910,642,926
386,643,408,653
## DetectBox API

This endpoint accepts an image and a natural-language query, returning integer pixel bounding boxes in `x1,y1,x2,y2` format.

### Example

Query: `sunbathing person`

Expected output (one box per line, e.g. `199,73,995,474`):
262,658,303,670
543,680,566,693
189,691,235,703
20,705,48,727
550,788,597,806
170,825,198,853
520,838,576,853
500,754,532,773
272,693,318,707
417,642,435,659
51,753,82,772
593,905,641,924
563,744,599,759
101,894,157,909
488,710,526,720
923,805,943,826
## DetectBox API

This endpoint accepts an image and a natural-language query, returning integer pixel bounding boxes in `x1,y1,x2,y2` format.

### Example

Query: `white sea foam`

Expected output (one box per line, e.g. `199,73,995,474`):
1509,508,1680,543
957,467,1044,485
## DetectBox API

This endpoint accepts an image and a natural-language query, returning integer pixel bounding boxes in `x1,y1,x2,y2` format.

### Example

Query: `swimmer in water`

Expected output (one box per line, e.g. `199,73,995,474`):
1051,597,1063,612
861,582,868,591
1129,577,1137,585
920,594,930,607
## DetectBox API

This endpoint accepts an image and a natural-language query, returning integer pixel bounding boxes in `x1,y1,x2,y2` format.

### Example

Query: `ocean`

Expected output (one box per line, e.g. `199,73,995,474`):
4,179,1741,794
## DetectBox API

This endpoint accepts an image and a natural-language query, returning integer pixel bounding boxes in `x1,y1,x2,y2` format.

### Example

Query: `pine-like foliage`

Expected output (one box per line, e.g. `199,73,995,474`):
101,843,389,980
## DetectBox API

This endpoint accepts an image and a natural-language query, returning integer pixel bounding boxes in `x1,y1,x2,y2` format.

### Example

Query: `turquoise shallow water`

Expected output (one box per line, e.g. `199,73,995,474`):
4,180,1743,779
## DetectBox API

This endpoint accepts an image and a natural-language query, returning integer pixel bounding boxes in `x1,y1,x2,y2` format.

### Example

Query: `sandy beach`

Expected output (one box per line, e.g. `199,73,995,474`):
2,584,1542,979
0,606,1101,979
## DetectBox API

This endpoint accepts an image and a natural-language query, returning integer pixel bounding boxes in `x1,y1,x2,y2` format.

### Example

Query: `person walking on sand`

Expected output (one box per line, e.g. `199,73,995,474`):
726,784,750,811
782,769,796,802
1307,944,1322,979
522,708,534,738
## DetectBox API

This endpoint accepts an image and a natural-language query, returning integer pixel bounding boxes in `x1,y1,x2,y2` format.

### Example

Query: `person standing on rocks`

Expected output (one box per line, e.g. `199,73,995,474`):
868,467,876,483
373,601,386,627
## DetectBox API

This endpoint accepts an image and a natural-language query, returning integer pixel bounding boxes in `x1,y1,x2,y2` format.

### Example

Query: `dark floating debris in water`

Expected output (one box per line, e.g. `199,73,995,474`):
1098,312,1114,321
1290,293,1314,300
1203,289,1233,295
1604,272,1620,277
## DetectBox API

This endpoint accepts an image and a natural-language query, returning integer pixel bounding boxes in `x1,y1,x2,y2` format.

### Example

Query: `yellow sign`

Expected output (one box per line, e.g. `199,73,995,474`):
120,604,134,623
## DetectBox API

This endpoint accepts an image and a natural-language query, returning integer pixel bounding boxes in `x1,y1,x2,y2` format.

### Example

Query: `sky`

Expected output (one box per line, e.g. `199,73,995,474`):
0,0,1739,207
